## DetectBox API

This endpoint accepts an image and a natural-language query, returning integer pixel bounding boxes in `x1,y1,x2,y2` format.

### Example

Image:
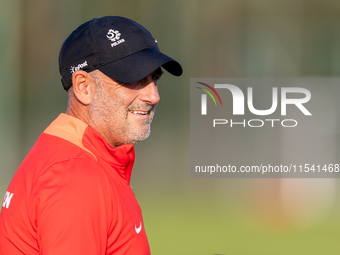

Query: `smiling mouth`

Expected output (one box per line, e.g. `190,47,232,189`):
129,110,149,115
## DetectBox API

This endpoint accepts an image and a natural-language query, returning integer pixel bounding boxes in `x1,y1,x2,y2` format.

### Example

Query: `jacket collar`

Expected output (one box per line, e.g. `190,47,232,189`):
44,113,135,183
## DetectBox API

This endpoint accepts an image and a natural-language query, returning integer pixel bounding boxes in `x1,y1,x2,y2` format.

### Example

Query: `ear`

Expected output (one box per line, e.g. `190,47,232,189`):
71,70,96,105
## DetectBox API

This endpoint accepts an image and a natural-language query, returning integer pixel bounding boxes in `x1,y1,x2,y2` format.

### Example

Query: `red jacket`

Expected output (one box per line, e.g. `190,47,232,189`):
0,114,150,255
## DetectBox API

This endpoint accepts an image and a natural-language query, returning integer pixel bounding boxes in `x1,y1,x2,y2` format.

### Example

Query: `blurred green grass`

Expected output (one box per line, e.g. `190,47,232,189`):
141,193,340,255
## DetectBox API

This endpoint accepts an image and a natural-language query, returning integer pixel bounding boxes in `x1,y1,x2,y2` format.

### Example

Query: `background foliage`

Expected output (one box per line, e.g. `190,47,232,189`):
1,0,340,254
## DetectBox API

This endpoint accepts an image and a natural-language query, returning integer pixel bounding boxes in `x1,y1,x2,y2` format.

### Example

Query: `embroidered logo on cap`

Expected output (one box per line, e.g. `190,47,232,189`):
70,60,88,74
106,29,125,47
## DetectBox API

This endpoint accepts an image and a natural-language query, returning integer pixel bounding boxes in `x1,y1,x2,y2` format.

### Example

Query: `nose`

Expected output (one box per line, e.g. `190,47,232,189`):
140,77,160,105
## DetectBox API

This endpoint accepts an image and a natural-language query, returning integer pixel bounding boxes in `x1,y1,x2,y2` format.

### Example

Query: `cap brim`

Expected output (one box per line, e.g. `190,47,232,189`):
98,48,183,83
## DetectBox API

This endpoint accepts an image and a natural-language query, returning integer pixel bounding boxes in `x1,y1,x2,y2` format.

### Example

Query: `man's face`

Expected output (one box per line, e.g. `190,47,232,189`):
88,68,162,147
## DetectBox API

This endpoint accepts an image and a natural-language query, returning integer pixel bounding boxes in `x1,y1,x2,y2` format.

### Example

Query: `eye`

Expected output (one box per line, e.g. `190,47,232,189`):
150,67,163,82
151,74,161,81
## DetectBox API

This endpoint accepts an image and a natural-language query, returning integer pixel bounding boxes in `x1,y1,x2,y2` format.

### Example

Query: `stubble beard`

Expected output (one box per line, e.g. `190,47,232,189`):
89,74,155,147
125,103,155,144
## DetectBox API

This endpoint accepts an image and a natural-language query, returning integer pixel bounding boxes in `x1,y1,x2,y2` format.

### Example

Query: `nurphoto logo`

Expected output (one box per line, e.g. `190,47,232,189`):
190,78,339,178
196,81,312,128
196,82,223,115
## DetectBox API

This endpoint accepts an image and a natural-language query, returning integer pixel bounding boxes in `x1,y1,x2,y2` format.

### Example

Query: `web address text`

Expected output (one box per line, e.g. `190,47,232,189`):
195,164,340,175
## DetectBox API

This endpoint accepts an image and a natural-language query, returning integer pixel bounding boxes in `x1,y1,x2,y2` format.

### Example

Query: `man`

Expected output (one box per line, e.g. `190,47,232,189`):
0,16,182,254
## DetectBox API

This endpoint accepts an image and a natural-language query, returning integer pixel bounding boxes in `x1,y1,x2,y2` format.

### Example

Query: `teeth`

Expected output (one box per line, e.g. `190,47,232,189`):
130,110,148,115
